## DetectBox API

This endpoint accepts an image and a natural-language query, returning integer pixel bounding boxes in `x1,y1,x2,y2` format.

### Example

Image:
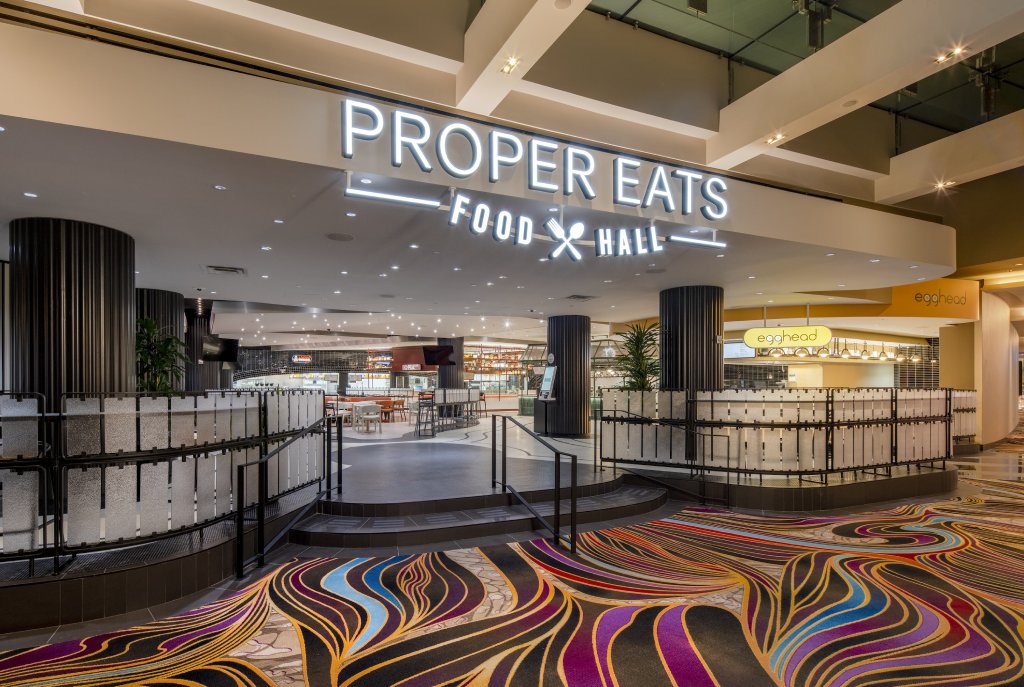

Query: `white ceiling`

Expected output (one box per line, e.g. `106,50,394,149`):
0,115,954,344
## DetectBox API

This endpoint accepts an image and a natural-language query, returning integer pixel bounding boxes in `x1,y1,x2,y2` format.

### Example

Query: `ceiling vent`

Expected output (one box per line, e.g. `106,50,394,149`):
564,294,596,301
205,265,247,276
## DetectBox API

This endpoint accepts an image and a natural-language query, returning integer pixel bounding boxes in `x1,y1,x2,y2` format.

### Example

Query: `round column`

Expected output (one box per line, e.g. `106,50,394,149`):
184,300,220,392
137,288,186,391
544,315,591,437
437,337,465,388
10,218,135,411
659,285,724,392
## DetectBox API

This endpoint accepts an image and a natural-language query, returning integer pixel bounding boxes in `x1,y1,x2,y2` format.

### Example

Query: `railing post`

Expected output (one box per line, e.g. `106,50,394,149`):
570,453,577,554
257,459,266,568
235,463,246,579
325,416,332,495
592,404,598,474
491,414,497,487
553,451,561,547
501,415,507,492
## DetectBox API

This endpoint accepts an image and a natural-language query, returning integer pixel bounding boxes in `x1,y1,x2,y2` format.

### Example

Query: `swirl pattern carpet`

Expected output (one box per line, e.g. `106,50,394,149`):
2,478,1023,686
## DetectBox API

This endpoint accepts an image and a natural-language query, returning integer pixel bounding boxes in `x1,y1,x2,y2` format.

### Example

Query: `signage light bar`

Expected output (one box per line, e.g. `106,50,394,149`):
345,186,442,209
667,234,727,249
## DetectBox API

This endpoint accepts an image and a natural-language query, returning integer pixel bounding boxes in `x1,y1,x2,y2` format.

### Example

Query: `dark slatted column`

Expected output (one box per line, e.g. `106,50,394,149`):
10,218,136,412
0,261,9,390
544,315,591,437
184,301,220,392
437,337,465,388
659,286,724,392
136,288,185,390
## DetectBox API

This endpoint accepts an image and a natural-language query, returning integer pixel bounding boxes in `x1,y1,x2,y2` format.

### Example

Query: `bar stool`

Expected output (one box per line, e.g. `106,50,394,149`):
415,393,436,437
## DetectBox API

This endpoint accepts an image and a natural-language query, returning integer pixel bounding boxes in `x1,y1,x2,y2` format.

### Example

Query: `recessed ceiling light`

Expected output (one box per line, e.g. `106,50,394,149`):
360,178,372,185
934,179,956,190
603,279,613,283
261,274,269,279
261,245,272,251
765,132,786,145
409,244,419,249
909,265,919,269
539,258,548,262
498,275,507,279
333,290,341,294
837,283,846,287
340,271,348,275
23,192,37,198
474,300,481,303
0,125,6,133
715,254,724,258
210,291,217,294
273,219,284,224
755,291,764,295
391,265,399,270
486,281,494,286
453,267,462,271
869,258,881,263
689,228,700,234
500,56,521,74
748,275,756,279
346,212,357,218
516,285,525,289
548,206,559,212
379,273,387,277
935,45,967,64
917,277,926,281
212,184,227,191
825,253,835,257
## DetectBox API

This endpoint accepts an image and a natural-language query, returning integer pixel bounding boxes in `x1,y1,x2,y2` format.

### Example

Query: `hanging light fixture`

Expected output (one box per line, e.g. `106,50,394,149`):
770,348,783,358
795,347,809,358
817,346,830,358
910,352,922,363
860,348,871,360
840,339,852,359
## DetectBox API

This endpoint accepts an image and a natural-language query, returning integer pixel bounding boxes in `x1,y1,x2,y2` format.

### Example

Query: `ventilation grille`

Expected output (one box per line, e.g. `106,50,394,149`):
564,294,596,302
205,265,247,276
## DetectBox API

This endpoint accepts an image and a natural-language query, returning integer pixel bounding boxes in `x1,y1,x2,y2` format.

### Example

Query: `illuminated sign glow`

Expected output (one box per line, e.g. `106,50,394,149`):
291,354,313,364
342,97,729,219
742,326,833,349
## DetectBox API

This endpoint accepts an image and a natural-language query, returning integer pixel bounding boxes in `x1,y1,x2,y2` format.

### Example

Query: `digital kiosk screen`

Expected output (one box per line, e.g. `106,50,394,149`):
538,366,557,399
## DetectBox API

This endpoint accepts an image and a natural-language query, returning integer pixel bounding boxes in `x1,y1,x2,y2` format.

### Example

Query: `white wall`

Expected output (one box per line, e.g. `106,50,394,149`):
975,292,1020,444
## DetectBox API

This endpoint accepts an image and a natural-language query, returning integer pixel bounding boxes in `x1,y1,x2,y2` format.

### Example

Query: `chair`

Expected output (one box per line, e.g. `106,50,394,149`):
354,403,382,433
392,398,407,421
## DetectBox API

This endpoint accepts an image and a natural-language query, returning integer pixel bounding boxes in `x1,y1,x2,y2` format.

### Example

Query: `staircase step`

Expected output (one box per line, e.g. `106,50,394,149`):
290,485,667,547
318,475,625,517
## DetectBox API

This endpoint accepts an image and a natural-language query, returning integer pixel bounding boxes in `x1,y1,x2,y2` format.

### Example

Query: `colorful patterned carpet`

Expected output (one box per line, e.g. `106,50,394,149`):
2,479,1024,686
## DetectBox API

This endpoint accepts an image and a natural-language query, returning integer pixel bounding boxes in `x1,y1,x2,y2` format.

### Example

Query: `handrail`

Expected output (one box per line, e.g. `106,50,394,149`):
491,414,577,554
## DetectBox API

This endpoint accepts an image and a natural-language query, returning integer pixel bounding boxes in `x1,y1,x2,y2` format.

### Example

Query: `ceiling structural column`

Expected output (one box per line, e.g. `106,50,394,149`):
659,286,724,393
136,288,186,391
184,300,219,392
706,0,1024,170
542,315,591,438
10,218,136,413
456,0,588,114
437,337,465,389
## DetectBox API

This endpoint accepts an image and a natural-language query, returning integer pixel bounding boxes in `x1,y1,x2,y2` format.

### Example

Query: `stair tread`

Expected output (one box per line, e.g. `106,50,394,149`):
295,486,665,534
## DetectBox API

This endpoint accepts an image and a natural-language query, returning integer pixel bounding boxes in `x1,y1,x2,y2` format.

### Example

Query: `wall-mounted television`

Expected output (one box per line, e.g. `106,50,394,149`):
202,336,239,363
422,345,456,366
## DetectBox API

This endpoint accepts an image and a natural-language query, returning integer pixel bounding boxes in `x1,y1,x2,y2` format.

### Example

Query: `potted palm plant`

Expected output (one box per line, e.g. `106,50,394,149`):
136,318,190,393
616,323,660,391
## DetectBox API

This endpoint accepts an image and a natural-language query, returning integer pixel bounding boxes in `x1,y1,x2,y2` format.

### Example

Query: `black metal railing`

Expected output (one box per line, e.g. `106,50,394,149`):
491,414,578,554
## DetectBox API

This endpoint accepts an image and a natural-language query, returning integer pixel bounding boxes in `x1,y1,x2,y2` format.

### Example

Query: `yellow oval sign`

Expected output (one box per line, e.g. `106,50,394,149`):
743,325,833,349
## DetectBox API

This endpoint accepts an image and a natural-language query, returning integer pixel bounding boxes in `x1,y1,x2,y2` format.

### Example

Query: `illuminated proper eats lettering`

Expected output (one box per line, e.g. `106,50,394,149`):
914,289,967,307
341,98,728,219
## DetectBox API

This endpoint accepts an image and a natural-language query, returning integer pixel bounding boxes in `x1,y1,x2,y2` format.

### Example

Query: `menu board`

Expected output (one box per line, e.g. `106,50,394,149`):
538,366,557,399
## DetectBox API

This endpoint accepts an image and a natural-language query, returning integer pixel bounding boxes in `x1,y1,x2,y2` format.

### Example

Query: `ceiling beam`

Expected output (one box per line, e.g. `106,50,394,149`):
875,108,1024,203
456,0,588,115
706,0,1024,170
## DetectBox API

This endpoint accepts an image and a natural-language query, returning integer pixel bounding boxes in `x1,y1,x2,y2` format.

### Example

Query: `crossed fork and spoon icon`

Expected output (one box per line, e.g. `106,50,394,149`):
544,218,584,262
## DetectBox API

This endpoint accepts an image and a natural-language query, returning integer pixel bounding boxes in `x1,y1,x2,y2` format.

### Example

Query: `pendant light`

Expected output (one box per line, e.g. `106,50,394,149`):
795,347,809,358
840,339,852,359
817,346,830,358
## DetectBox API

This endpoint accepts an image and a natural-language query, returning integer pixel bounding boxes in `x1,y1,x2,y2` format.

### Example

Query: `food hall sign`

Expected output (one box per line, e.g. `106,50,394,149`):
341,97,729,261
742,326,833,349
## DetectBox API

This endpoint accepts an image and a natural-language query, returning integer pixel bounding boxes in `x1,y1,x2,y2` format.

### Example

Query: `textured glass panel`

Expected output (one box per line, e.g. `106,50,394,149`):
139,461,169,536
311,434,323,479
104,464,138,543
306,392,319,424
196,395,216,445
170,457,195,530
214,393,231,443
289,394,302,431
229,394,246,440
139,397,170,451
170,396,196,448
1,469,40,553
214,452,233,515
244,449,258,506
103,397,137,454
267,450,280,498
245,394,260,439
0,396,40,459
66,466,103,546
64,397,101,457
196,454,216,523
266,393,281,434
